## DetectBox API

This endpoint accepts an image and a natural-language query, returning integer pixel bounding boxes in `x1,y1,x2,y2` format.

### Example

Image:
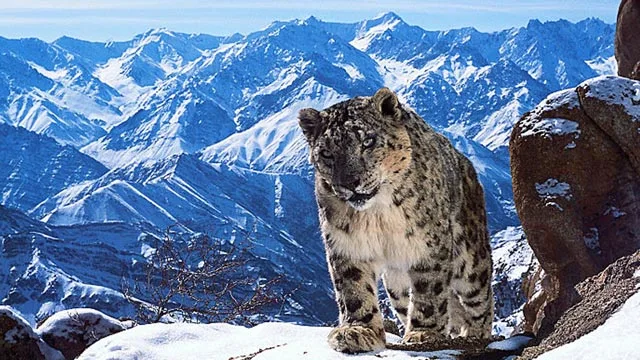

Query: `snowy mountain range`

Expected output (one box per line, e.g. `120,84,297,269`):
0,13,615,331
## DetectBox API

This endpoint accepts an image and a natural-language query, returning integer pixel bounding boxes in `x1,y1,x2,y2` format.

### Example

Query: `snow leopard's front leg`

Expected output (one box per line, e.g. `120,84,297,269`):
325,242,385,353
404,259,451,343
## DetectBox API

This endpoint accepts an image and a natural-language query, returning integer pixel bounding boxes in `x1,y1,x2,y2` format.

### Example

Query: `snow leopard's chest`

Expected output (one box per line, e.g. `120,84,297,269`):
324,196,432,269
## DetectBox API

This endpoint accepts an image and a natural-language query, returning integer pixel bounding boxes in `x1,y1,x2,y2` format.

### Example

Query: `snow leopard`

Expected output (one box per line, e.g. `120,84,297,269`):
298,88,493,353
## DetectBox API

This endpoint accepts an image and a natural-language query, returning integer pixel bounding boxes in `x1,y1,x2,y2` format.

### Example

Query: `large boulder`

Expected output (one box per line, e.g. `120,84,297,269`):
510,75,640,336
616,0,640,79
0,306,63,360
37,308,127,360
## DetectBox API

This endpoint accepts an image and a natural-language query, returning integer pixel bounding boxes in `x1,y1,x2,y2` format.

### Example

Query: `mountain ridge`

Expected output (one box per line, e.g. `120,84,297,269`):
0,13,616,332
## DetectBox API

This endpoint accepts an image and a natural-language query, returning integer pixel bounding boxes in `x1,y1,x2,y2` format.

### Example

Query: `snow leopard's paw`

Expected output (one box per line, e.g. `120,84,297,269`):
327,325,385,353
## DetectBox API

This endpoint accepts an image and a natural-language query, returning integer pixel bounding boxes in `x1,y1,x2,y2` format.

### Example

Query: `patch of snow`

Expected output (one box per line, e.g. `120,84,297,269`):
520,118,581,139
78,322,460,360
493,312,525,338
546,202,564,211
580,75,640,120
94,58,148,101
200,78,348,173
39,341,66,360
537,290,640,360
535,179,572,201
27,62,69,81
335,63,365,80
375,57,425,94
586,56,617,76
274,176,284,218
555,59,567,87
532,88,580,115
37,308,124,336
254,60,310,96
351,18,402,51
440,56,483,88
487,334,533,351
82,137,187,169
474,100,523,150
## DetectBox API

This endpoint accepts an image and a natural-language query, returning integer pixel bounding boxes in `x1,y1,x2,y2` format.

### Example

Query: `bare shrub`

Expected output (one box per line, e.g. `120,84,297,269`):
122,228,285,325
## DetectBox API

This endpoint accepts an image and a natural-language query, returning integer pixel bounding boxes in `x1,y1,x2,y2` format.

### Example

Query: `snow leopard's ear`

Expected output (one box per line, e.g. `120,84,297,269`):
372,87,401,122
298,108,322,142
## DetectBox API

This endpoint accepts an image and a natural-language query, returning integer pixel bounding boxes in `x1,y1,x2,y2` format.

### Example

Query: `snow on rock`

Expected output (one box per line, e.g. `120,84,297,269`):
37,308,127,360
533,178,573,212
536,290,640,360
528,88,581,116
535,179,572,201
575,75,640,174
78,323,460,360
0,306,64,360
519,118,581,139
579,75,640,119
604,206,627,219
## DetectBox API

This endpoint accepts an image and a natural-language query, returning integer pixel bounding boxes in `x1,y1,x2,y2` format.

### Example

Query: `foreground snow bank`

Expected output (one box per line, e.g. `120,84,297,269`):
537,290,640,360
78,322,460,360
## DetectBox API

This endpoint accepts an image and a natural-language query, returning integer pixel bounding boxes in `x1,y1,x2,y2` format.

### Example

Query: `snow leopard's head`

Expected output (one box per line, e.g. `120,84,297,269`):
298,88,412,211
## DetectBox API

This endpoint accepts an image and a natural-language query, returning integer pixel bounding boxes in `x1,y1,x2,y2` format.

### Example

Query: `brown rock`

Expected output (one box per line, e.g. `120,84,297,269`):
0,306,63,360
519,250,640,359
615,0,640,79
510,76,640,337
519,261,546,334
37,308,126,360
577,76,640,174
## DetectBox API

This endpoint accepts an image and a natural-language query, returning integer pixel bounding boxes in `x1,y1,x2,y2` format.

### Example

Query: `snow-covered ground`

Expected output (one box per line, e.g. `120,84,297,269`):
537,290,640,360
78,323,460,360
77,287,640,359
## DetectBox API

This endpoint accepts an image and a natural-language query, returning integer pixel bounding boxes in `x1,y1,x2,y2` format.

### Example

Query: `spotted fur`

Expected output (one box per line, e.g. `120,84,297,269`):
299,88,493,353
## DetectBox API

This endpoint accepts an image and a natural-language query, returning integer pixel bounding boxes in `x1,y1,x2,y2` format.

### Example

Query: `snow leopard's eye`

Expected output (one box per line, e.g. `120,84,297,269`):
320,149,333,159
363,135,376,149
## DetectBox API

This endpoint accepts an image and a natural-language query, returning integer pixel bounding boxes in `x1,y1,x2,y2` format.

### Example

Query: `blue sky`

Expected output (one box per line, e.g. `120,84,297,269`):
0,0,620,42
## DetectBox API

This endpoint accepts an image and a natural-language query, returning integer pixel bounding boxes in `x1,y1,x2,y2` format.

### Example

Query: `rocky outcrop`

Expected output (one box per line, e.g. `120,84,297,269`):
0,306,63,360
519,260,546,334
519,250,640,359
510,75,640,336
616,0,640,79
37,308,127,360
0,306,130,360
